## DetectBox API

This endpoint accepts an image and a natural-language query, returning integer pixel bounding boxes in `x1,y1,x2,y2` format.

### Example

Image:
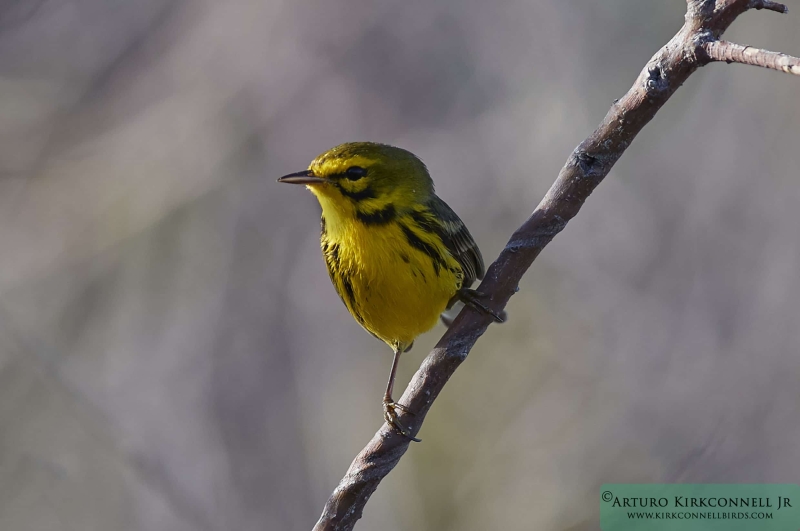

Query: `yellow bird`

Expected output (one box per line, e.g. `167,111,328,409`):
278,142,502,440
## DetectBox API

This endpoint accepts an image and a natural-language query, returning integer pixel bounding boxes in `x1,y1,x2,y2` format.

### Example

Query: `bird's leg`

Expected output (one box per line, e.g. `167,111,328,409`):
383,347,421,442
453,288,506,323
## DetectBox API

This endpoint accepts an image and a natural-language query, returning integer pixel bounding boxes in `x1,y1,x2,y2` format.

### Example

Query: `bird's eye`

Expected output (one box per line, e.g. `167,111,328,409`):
345,166,367,180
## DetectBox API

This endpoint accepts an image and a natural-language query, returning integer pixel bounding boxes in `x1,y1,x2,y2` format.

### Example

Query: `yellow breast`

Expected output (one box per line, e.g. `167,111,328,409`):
319,199,463,351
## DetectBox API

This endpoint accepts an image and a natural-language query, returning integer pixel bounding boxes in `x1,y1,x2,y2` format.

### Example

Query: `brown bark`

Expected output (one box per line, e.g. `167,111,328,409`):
702,40,800,74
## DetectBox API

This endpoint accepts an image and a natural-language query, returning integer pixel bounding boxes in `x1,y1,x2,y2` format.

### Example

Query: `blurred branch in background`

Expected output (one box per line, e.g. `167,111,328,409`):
314,1,800,529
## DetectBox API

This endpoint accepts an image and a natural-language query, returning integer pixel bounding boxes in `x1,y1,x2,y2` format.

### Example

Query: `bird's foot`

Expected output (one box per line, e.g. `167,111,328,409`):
383,399,421,442
456,288,506,323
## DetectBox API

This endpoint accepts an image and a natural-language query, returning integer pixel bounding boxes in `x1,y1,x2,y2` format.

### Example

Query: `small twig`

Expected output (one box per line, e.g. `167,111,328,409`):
751,0,788,15
312,1,798,529
702,40,800,74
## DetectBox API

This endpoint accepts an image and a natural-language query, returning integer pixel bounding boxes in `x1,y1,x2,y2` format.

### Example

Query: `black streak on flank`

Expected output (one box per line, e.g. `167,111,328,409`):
341,273,363,323
330,243,339,265
410,210,442,238
399,252,410,263
320,216,327,236
411,209,455,254
356,204,396,225
399,223,444,276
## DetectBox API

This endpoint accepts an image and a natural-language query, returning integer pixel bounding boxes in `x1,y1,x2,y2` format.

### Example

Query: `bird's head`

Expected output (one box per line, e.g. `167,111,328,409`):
278,142,433,218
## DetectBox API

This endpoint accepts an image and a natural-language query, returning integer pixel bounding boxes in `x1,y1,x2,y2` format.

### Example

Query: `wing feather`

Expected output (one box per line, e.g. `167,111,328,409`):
422,195,485,288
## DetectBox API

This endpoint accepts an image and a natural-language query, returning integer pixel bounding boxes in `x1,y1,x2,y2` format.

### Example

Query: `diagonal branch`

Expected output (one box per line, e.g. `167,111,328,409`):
312,1,796,529
702,40,800,74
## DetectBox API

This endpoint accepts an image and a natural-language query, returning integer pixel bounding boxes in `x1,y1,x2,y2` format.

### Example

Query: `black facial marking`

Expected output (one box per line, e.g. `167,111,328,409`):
337,185,376,201
356,204,396,225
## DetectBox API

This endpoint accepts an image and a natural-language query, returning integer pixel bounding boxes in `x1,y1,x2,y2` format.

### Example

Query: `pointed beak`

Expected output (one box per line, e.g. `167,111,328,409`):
277,169,327,185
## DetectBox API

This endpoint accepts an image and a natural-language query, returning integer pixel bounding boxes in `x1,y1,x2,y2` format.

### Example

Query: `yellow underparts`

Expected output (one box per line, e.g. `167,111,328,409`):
315,190,463,352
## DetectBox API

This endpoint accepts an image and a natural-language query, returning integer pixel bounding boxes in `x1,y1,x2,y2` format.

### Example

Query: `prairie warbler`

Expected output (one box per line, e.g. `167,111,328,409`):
279,142,503,440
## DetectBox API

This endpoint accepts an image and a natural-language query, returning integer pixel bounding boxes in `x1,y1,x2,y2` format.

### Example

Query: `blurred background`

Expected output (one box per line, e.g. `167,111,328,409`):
1,0,798,530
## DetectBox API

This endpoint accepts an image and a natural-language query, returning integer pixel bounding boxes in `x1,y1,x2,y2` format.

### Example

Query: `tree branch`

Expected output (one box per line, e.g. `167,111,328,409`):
751,0,788,15
702,40,800,74
313,1,796,529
